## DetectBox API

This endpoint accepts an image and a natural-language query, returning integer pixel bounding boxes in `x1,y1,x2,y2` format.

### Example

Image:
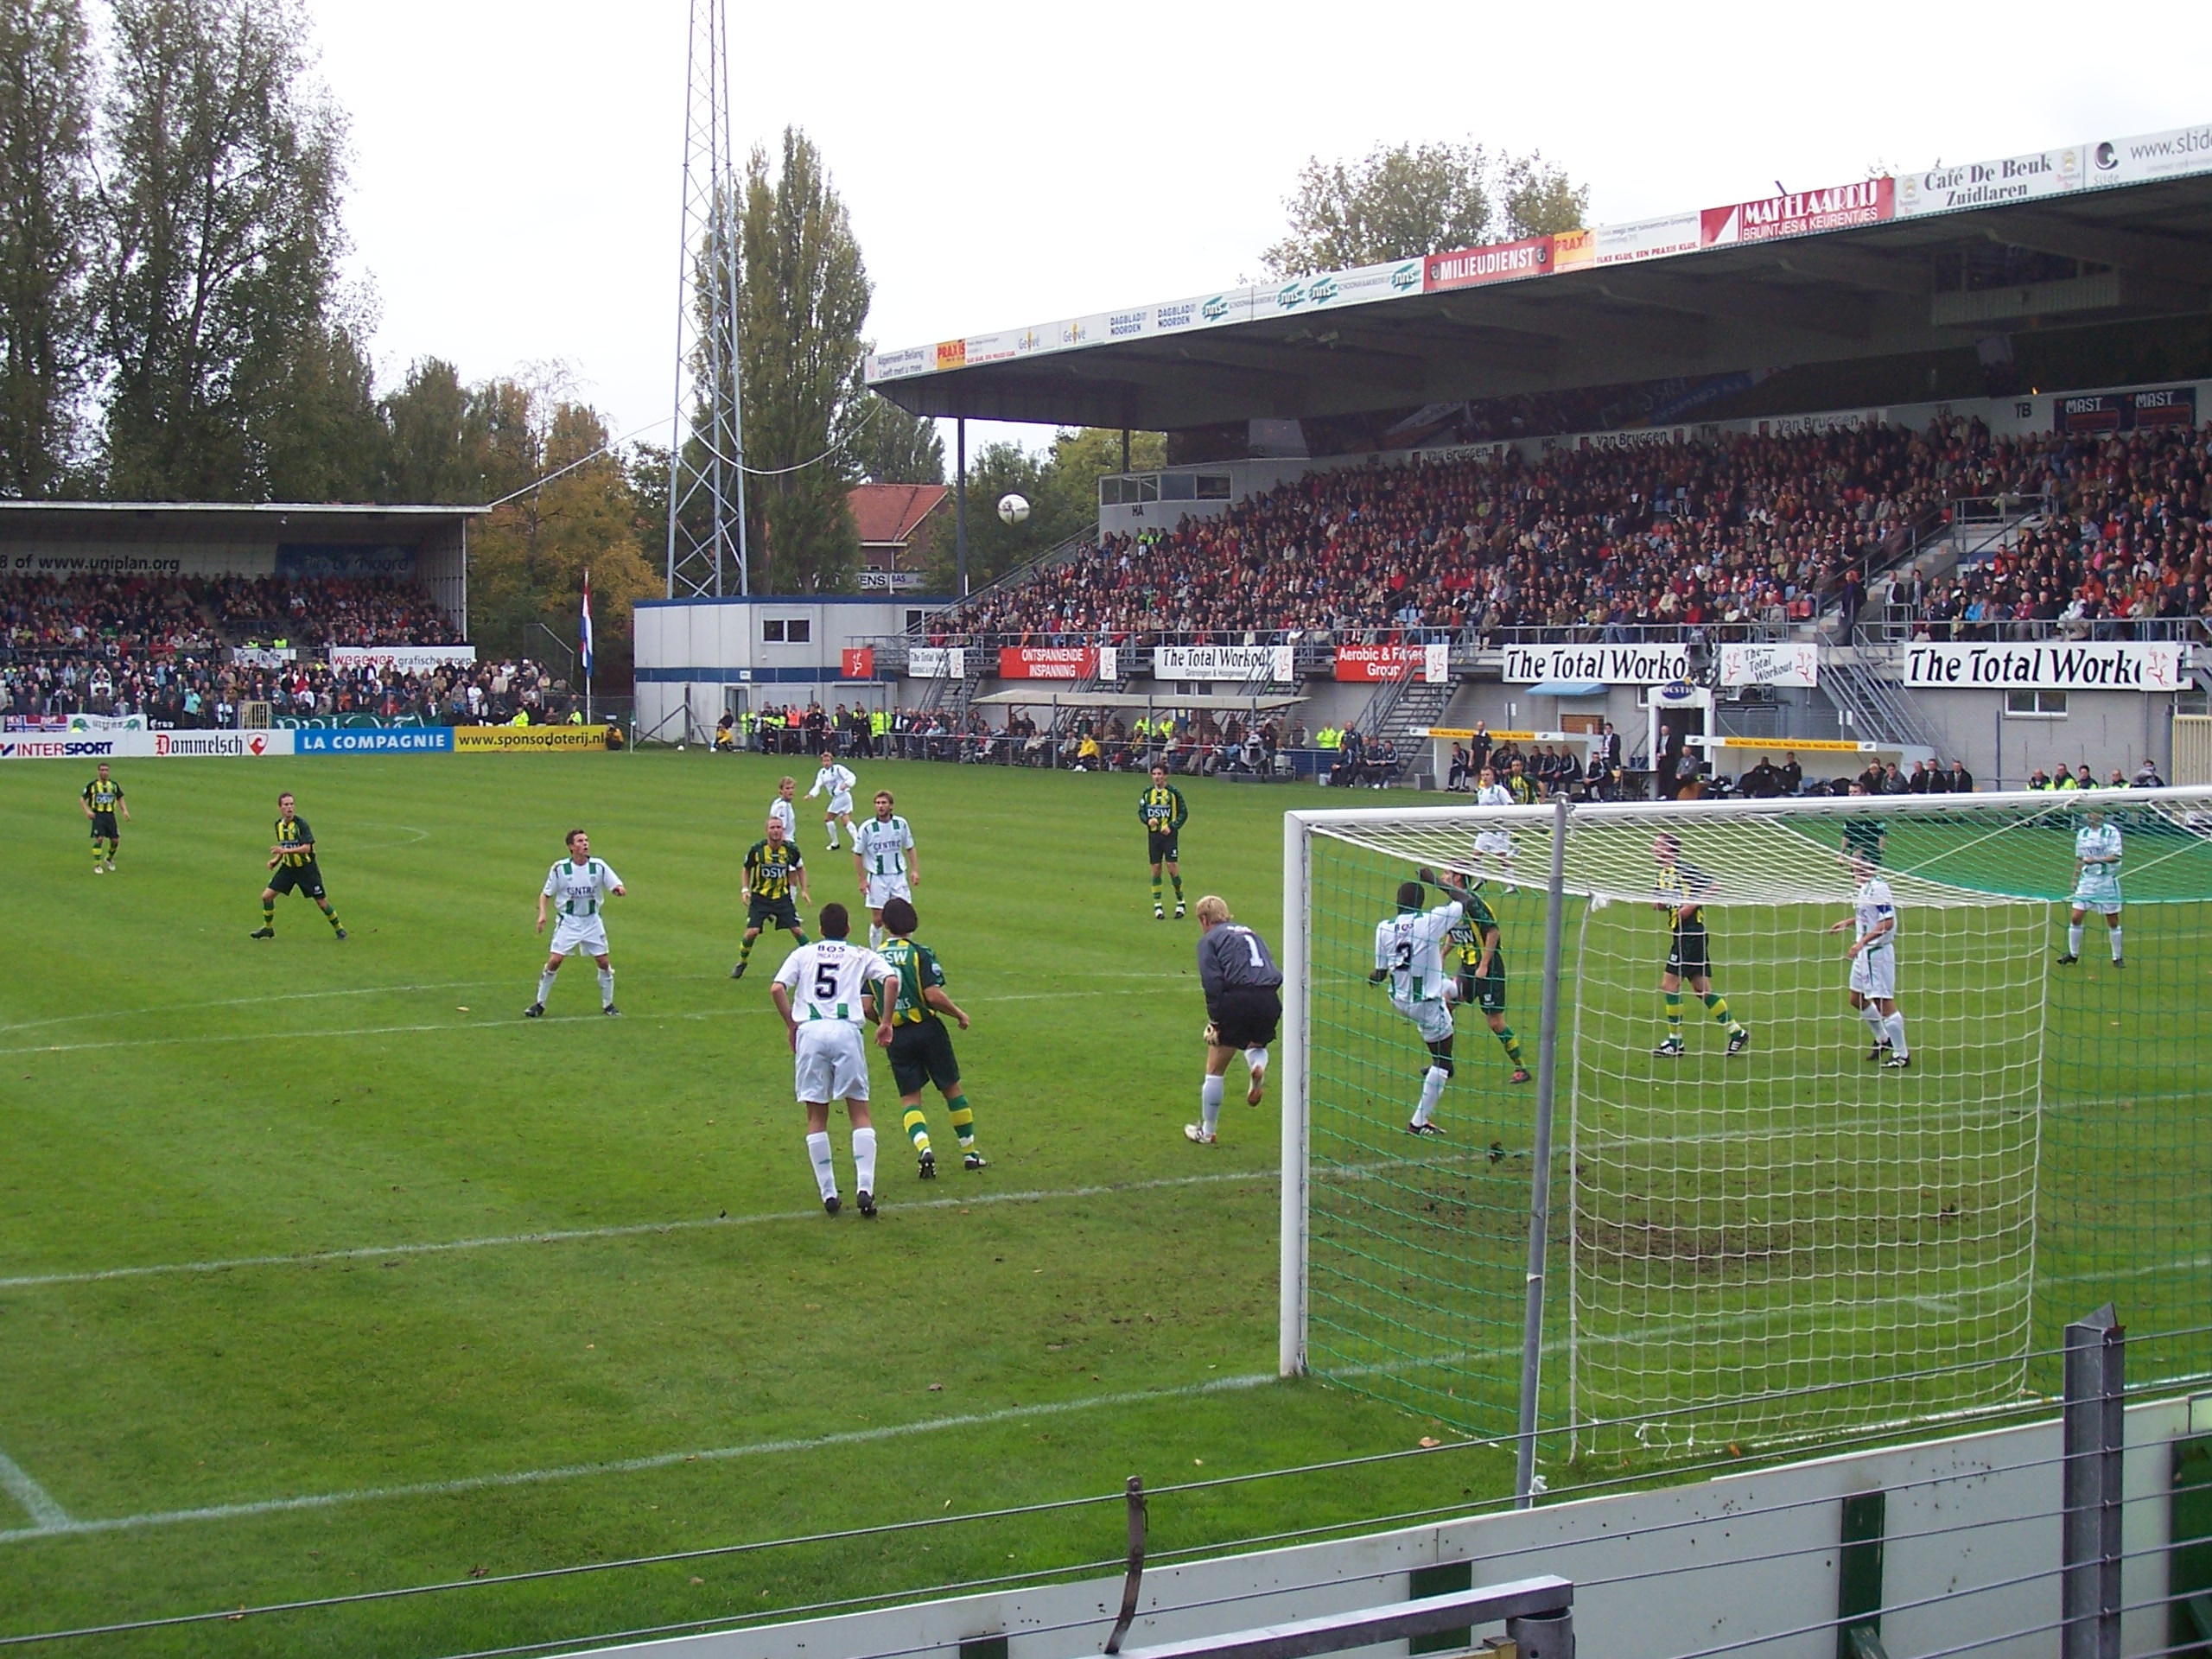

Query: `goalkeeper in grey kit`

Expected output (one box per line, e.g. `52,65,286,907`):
1185,895,1282,1146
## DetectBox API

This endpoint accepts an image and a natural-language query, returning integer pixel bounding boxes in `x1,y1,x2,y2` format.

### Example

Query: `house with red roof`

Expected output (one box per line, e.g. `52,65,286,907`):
848,483,950,592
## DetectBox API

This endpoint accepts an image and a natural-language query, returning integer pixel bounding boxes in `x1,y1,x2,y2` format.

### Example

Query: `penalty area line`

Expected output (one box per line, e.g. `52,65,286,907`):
0,1373,1273,1547
0,1445,71,1533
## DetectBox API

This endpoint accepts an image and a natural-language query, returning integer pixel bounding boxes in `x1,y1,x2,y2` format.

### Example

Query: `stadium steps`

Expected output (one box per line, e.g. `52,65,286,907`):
1820,653,1948,753
1351,661,1455,783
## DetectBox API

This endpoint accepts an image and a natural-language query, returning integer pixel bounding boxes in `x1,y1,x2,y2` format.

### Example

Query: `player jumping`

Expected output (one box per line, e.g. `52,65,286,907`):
872,895,985,1174
1827,853,1909,1067
1437,868,1529,1083
1650,833,1749,1057
2059,807,2124,967
732,815,809,980
854,790,917,951
253,791,346,940
1370,874,1468,1135
528,830,625,1016
81,761,128,873
1186,895,1282,1145
1139,764,1188,918
808,750,857,851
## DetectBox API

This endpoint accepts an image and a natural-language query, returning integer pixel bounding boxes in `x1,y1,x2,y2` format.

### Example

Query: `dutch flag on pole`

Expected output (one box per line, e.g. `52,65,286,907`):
579,569,594,675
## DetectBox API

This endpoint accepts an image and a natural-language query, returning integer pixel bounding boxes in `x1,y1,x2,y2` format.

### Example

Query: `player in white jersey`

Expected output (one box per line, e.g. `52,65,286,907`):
1471,767,1516,882
770,776,800,848
807,751,858,850
771,901,898,1217
2060,809,2124,967
853,790,918,950
528,830,626,1017
1827,854,1908,1067
1370,870,1468,1135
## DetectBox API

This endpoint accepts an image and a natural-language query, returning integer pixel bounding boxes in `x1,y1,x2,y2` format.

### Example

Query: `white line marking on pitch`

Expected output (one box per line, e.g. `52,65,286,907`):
0,1167,1281,1292
0,980,497,1035
0,1445,71,1532
0,1373,1273,1546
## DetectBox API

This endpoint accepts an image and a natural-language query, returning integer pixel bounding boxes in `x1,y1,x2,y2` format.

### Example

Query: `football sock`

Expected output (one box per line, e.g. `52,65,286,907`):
852,1126,878,1193
1413,1065,1448,1128
1861,1004,1889,1043
261,898,276,930
2109,928,2123,962
1663,989,1684,1031
902,1106,932,1155
597,967,614,1005
1885,1013,1910,1060
1495,1026,1524,1065
739,933,758,963
324,906,343,932
806,1131,836,1201
1245,1046,1268,1076
2068,924,2085,957
1170,873,1184,901
1200,1073,1225,1135
537,969,558,1006
92,843,104,869
1151,874,1163,907
1701,991,1739,1032
945,1095,976,1149
868,923,885,950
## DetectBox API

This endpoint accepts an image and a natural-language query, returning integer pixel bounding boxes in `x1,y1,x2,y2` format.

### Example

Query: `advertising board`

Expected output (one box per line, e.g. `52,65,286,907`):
1700,177,1893,245
1150,644,1294,683
1904,641,2187,692
840,647,875,679
451,726,613,752
997,646,1097,680
1424,237,1553,291
1719,641,1821,689
0,730,297,759
1333,644,1451,683
327,645,478,673
296,728,455,753
1505,643,1693,683
908,647,965,680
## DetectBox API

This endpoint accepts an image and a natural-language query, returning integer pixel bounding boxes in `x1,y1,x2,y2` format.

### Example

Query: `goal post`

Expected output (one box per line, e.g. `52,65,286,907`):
1280,786,2212,1471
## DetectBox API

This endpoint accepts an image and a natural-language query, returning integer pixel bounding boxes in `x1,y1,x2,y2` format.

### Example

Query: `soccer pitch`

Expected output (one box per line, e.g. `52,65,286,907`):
3,760,2209,1654
0,755,1514,1656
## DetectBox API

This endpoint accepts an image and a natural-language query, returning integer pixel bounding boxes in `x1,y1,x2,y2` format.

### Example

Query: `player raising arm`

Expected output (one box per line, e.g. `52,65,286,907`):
1185,896,1282,1146
1650,833,1749,1058
732,816,810,979
529,830,625,1016
1139,765,1189,918
253,791,346,940
1438,869,1529,1084
2059,807,2124,967
1370,874,1468,1136
871,895,986,1175
807,751,857,851
1827,854,1909,1067
772,903,899,1216
81,761,128,874
853,790,916,951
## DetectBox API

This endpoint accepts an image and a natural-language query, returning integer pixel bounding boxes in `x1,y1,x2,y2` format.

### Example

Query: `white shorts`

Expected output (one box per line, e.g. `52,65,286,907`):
794,1021,870,1103
1393,995,1456,1045
2070,885,2121,917
1849,946,1897,1002
827,792,854,816
866,874,912,910
550,917,610,959
1475,831,1514,857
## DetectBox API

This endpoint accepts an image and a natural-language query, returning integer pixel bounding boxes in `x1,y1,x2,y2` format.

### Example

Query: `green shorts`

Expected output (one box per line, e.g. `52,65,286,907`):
747,893,801,932
269,861,327,900
887,1019,961,1096
1147,830,1180,865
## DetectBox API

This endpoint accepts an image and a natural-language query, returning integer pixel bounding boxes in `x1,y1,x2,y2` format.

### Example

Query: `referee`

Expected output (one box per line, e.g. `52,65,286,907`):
1186,895,1283,1146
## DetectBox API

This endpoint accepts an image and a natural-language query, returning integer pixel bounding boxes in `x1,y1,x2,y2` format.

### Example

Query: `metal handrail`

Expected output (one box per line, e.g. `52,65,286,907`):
1113,1576,1573,1659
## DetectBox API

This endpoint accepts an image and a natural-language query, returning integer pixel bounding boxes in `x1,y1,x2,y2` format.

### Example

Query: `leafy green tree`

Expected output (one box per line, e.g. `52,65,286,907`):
853,393,942,485
0,0,95,496
96,0,350,499
733,126,870,592
926,428,1166,595
1262,140,1586,277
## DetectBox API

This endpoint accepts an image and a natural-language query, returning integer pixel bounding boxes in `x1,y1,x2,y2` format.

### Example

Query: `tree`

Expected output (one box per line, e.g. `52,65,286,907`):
0,0,95,497
1262,141,1587,277
96,0,351,500
852,393,942,485
927,428,1166,595
467,381,656,686
731,126,871,592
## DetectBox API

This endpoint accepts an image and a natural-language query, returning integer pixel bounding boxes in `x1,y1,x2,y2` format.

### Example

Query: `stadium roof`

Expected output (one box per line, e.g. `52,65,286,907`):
0,501,487,542
868,122,2212,430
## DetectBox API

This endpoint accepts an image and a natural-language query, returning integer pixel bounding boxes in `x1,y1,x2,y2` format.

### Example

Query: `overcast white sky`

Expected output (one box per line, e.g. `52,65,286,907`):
313,0,2209,455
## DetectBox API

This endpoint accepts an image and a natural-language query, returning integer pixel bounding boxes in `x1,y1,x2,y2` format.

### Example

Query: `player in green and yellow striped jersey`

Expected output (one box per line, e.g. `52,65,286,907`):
868,895,983,1175
1138,765,1189,919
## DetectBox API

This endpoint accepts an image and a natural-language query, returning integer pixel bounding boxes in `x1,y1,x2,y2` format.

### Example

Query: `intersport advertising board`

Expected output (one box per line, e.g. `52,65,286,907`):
0,729,296,760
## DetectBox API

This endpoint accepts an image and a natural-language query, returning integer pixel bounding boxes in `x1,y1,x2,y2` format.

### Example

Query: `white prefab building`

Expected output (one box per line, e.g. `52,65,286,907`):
632,595,950,743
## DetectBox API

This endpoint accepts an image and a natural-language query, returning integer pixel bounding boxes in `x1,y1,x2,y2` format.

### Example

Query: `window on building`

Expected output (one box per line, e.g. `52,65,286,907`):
785,618,811,643
1197,474,1233,499
761,619,785,642
2005,689,2068,716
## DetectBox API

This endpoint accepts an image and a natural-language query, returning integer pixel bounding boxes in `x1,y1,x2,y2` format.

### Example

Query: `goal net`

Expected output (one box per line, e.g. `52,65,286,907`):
1281,788,2212,1463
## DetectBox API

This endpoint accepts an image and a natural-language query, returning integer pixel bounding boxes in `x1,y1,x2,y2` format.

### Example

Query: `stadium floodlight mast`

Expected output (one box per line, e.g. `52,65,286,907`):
664,0,748,602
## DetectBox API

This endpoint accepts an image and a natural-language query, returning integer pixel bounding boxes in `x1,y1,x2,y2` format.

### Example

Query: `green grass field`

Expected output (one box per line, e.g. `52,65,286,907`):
3,759,2209,1655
